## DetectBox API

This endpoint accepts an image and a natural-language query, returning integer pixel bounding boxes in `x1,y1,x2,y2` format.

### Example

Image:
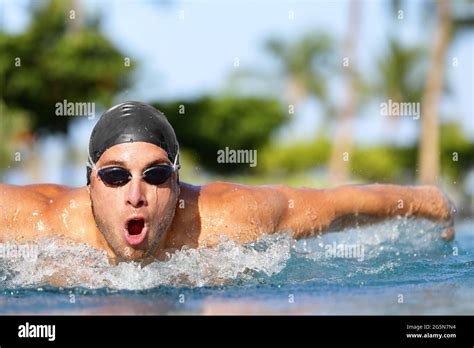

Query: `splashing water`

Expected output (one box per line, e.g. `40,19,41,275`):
0,232,292,290
0,218,472,314
0,217,458,289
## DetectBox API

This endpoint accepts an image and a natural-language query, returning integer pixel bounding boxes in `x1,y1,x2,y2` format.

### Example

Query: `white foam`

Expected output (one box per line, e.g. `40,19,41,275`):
294,217,446,262
0,233,292,290
0,218,448,290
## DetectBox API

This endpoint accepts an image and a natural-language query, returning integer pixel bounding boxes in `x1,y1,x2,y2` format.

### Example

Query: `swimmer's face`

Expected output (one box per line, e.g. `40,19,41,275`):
88,142,179,261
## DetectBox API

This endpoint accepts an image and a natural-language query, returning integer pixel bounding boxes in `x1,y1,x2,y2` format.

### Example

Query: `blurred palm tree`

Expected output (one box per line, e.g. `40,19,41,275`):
418,0,474,185
374,37,427,148
327,0,362,185
0,0,134,134
376,38,426,107
264,33,334,110
418,0,452,185
0,0,135,178
227,31,335,127
377,0,473,185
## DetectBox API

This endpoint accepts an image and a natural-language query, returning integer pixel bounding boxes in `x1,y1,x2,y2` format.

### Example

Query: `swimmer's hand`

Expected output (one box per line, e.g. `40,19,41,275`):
424,186,456,241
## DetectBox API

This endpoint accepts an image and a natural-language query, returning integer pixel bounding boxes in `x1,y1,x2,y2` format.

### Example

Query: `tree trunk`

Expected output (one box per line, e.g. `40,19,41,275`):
287,76,307,111
327,0,361,186
68,0,83,33
418,0,452,185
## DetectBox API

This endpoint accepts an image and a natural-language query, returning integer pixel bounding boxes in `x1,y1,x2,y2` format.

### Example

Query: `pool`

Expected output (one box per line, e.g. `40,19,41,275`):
0,218,473,315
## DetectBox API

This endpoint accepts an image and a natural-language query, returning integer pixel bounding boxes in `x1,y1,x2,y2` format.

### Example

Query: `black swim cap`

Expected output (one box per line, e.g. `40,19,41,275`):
87,101,180,184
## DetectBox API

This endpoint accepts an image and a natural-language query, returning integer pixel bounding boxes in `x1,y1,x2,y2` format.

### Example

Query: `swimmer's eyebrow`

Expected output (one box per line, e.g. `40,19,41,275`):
101,160,127,167
144,159,172,167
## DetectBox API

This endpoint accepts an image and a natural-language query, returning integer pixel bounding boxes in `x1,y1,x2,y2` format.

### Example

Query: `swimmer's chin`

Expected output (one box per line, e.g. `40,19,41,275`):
106,252,144,265
106,251,166,267
99,237,152,265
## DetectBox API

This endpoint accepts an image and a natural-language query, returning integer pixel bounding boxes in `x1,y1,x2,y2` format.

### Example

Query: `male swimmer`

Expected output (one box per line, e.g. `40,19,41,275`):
0,102,456,264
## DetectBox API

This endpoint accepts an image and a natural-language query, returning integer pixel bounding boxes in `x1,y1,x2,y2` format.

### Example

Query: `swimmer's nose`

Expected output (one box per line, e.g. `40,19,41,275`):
125,178,147,208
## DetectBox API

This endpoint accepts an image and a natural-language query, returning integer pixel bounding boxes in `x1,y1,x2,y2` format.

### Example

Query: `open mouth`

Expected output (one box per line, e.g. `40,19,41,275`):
128,219,144,235
124,217,148,246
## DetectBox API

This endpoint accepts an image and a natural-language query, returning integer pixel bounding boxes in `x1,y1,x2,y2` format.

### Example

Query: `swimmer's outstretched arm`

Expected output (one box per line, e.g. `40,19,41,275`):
274,184,455,240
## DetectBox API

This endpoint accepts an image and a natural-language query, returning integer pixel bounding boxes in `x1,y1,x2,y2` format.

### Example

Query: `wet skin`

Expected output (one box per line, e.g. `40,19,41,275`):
0,143,456,263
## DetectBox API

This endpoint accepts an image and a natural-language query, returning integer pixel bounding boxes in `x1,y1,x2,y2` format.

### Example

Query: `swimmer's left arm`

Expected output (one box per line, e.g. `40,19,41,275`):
274,184,455,240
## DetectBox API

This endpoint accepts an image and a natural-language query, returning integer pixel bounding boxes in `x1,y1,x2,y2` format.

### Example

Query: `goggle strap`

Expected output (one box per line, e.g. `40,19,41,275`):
172,150,180,171
87,154,96,170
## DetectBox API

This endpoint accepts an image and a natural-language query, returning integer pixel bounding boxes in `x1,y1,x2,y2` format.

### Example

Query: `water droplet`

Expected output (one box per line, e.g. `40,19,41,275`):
36,220,45,232
61,209,69,229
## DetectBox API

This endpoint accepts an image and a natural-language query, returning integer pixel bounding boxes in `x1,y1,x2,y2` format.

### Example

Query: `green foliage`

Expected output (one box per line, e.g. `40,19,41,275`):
452,0,474,35
255,123,472,184
0,101,32,171
258,138,409,183
439,122,474,179
376,37,427,103
351,124,473,183
265,32,334,100
258,137,331,174
351,147,407,182
0,0,133,133
154,96,288,174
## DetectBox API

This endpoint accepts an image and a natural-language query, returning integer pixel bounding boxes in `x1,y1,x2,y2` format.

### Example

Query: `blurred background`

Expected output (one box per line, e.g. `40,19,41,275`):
0,0,473,216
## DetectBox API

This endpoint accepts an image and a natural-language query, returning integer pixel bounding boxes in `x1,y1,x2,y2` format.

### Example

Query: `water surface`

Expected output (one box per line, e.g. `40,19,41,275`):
1,218,472,314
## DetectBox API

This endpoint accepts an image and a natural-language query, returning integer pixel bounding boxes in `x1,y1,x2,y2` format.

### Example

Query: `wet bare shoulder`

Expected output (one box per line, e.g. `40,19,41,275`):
47,187,96,237
0,184,63,241
0,184,93,243
196,182,287,245
200,181,288,218
0,183,71,205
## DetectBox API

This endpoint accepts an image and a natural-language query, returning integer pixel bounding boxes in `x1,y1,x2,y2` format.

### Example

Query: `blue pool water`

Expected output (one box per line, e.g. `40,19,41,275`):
0,218,473,314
